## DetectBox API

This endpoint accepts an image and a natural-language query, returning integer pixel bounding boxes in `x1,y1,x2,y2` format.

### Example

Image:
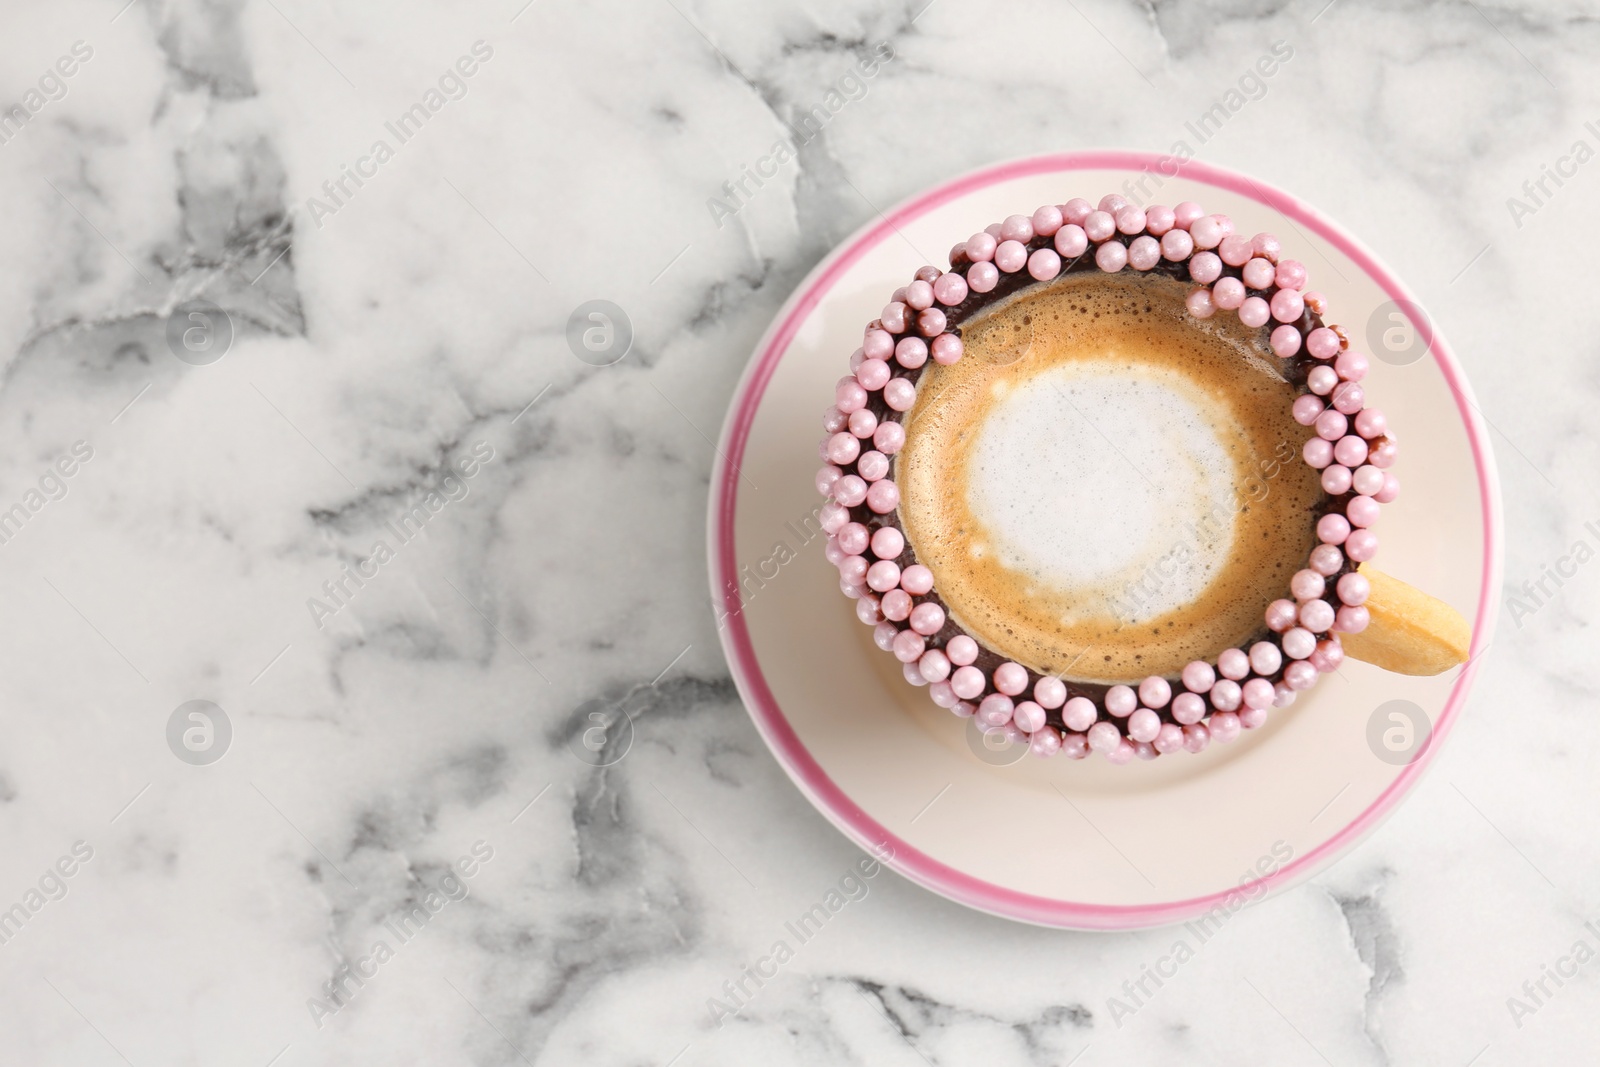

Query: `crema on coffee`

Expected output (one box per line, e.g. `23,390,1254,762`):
897,270,1321,682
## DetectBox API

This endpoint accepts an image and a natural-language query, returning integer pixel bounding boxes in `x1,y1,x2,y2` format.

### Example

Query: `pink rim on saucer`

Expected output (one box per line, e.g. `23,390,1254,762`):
708,151,1501,930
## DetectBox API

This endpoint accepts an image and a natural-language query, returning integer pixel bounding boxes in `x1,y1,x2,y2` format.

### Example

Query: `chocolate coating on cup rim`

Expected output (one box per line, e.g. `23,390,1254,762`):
816,197,1398,764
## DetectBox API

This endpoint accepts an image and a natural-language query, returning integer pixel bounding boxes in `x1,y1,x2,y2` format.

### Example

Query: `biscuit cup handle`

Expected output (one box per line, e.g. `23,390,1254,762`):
1338,565,1471,677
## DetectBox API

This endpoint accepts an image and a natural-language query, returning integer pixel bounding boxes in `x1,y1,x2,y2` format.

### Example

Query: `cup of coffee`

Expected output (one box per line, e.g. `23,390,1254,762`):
816,196,1470,766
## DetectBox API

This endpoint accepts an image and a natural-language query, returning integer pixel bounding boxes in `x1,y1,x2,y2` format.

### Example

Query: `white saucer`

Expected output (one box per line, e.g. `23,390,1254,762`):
708,152,1501,930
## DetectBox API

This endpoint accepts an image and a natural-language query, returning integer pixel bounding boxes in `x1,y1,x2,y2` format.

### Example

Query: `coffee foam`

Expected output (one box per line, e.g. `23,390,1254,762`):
898,271,1323,683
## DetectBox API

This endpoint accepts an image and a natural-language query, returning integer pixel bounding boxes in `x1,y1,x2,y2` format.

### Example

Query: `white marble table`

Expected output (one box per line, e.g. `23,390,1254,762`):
0,0,1591,1063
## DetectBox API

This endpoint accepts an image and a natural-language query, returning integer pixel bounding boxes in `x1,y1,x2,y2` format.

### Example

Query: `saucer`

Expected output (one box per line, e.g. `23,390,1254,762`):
708,152,1500,930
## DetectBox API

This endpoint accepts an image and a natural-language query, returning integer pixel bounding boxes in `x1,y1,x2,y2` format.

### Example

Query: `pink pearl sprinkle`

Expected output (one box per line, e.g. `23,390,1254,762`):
1128,708,1161,743
990,661,1026,696
944,634,977,666
822,406,848,434
1186,288,1216,319
1154,723,1185,754
1291,567,1327,602
928,681,958,708
1242,678,1274,711
1271,288,1305,323
933,272,967,306
1292,394,1324,427
1061,732,1089,759
1218,649,1250,680
1161,228,1194,261
1095,241,1128,273
1172,201,1204,229
907,600,943,636
1302,437,1333,469
834,475,867,507
1368,438,1398,469
817,466,842,498
917,648,949,684
1283,661,1318,691
1337,572,1371,606
849,407,877,439
1266,599,1298,633
1218,233,1253,267
994,239,1027,273
870,526,904,560
948,243,967,266
1281,627,1316,660
1128,235,1161,271
1028,248,1061,281
1210,679,1242,711
1355,408,1388,438
1321,464,1353,495
1029,725,1062,758
873,421,905,454
1116,206,1147,235
1031,204,1064,236
1105,685,1137,716
1274,259,1307,290
1344,528,1378,562
895,337,928,370
865,479,900,514
977,693,1013,727
1311,638,1345,673
1332,382,1365,415
1190,216,1224,249
1108,739,1137,765
967,261,999,293
855,359,891,392
1033,676,1066,709
1172,692,1206,724
1251,232,1282,262
836,379,868,413
1375,473,1400,504
1249,641,1282,676
1308,366,1339,396
882,378,916,412
1145,205,1176,235
856,595,881,625
857,450,889,482
930,334,963,366
866,559,900,592
1063,696,1097,732
1139,676,1172,709
1335,350,1369,382
881,589,911,622
1334,435,1369,468
1270,324,1302,357
966,232,997,262
950,699,976,719
1299,599,1336,633
1053,224,1088,258
914,265,940,283
863,327,895,359
1087,721,1121,753
1212,214,1236,237
904,280,934,311
1182,722,1211,753
881,303,908,333
1241,297,1272,326
1317,513,1351,544
1333,605,1370,633
900,564,933,596
839,528,870,565
1189,251,1222,284
917,308,947,336
1303,290,1327,315
1061,198,1093,224
1099,193,1129,214
1000,214,1034,243
1182,660,1215,693
950,665,985,699
1013,700,1046,734
1212,276,1246,310
1083,210,1116,241
1238,704,1269,730
1209,711,1242,742
1315,409,1348,441
1349,465,1382,497
893,629,926,663
873,620,898,651
1242,257,1276,289
1306,327,1340,359
819,501,848,533
1310,543,1345,576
